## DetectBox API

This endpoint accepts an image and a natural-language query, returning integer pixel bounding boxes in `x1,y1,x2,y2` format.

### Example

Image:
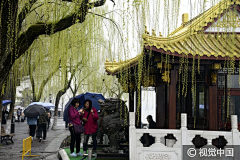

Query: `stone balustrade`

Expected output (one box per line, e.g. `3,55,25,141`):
129,112,239,160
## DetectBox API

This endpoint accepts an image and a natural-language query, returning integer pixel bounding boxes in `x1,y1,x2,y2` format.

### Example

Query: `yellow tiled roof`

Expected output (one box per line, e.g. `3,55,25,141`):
144,34,240,57
105,0,240,74
105,54,142,74
143,0,240,57
169,0,240,36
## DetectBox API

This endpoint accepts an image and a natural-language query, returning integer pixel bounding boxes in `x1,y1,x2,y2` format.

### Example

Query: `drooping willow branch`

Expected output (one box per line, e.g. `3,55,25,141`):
0,0,113,87
18,0,38,32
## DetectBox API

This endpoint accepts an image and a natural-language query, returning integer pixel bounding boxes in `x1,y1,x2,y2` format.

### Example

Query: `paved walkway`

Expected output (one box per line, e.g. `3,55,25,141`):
0,118,69,160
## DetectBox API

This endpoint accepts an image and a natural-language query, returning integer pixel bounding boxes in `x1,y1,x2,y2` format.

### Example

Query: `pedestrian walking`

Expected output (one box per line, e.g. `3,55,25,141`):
47,109,51,129
27,117,37,141
80,99,99,154
68,98,83,157
17,108,21,123
38,109,48,142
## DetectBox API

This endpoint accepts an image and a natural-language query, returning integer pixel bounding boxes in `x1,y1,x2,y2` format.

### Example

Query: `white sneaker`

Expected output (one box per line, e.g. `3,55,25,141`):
83,151,87,155
76,152,83,156
70,152,77,157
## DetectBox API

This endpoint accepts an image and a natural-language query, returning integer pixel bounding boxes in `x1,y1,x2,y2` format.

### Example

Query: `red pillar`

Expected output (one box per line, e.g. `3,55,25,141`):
156,84,165,128
209,85,218,130
168,68,176,129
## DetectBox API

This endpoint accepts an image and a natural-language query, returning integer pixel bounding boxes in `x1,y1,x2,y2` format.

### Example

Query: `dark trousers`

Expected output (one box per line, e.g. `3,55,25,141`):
29,125,36,137
38,124,47,140
69,126,81,153
83,134,97,151
65,121,68,128
18,115,20,122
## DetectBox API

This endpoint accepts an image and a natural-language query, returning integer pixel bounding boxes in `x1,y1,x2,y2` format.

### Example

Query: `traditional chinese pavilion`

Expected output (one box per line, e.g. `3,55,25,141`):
105,0,240,131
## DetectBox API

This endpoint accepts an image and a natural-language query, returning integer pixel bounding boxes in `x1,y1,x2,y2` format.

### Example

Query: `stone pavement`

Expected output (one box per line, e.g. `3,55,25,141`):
0,118,69,160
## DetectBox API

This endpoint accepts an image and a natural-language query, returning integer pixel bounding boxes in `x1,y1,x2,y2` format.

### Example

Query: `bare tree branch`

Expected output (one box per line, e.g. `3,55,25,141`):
62,0,115,8
17,6,87,61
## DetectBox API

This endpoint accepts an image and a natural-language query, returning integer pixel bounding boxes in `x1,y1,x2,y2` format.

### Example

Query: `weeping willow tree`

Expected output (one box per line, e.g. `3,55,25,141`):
1,0,239,134
0,0,118,134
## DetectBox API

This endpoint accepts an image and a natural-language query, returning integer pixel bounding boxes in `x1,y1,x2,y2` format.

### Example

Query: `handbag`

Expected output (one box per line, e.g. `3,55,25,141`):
73,123,85,134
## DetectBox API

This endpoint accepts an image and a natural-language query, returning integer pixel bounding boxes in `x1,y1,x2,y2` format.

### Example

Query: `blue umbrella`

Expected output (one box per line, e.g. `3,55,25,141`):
2,100,12,106
63,92,105,122
26,102,55,109
81,92,105,111
42,102,55,110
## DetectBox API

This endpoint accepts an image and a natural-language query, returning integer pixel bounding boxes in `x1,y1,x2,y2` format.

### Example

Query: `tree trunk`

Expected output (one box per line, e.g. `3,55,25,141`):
6,82,16,134
5,120,12,134
52,90,65,130
52,116,58,130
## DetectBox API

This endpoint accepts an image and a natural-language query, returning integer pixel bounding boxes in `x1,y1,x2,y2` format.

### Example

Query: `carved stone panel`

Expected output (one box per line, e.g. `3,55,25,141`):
137,133,143,147
144,151,178,160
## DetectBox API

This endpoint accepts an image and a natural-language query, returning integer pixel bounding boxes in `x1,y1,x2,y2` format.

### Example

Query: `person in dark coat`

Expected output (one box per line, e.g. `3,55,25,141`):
147,115,156,129
17,108,21,123
141,115,156,147
47,109,51,130
2,108,9,124
38,109,48,142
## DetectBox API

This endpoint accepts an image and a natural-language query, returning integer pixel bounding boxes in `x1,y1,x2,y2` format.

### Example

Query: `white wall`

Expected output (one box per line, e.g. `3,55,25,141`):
141,87,156,124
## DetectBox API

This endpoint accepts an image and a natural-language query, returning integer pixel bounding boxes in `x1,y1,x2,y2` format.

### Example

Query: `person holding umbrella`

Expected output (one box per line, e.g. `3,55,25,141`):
79,99,99,154
38,109,48,142
27,116,37,141
24,102,46,141
68,98,83,157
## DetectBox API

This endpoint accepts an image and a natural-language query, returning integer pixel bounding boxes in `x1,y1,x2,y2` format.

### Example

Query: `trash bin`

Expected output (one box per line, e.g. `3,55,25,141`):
11,123,15,134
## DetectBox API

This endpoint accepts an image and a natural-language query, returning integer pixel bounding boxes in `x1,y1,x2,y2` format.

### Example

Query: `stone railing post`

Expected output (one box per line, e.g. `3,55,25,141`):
231,115,239,145
181,113,187,145
129,112,136,160
181,113,187,160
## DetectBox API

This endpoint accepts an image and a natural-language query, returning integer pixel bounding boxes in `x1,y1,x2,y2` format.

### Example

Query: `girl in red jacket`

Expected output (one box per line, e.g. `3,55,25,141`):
79,99,99,154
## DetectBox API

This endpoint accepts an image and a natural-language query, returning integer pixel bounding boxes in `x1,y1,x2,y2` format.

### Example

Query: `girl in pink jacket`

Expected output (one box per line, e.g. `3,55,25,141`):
79,99,99,154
